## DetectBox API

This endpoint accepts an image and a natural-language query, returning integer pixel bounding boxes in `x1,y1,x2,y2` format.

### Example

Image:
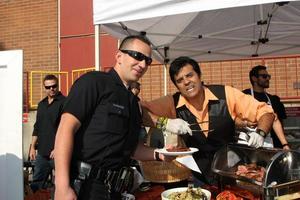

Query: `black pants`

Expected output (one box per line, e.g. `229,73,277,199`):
78,178,122,200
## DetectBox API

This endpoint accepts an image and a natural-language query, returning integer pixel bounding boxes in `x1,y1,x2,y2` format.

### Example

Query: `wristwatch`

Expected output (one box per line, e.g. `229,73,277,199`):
256,129,267,138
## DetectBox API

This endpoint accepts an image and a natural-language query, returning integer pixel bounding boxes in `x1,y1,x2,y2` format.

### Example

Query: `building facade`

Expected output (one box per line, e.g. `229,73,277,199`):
1,0,299,107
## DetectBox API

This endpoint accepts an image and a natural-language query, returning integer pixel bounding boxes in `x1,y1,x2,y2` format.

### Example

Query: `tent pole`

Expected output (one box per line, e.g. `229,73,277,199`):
163,47,169,96
57,0,61,72
95,24,100,71
164,63,167,95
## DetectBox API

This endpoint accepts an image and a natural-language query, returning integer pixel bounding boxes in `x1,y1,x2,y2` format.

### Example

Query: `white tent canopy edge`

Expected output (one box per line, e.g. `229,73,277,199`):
93,0,300,62
93,0,300,94
93,0,290,25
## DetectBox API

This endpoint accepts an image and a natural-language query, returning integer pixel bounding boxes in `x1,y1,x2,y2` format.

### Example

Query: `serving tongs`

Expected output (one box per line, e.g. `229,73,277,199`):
188,121,209,126
191,129,214,133
234,136,249,142
188,121,213,132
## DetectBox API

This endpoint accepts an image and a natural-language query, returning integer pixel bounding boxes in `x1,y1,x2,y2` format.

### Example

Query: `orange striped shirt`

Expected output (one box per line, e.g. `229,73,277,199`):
142,85,274,133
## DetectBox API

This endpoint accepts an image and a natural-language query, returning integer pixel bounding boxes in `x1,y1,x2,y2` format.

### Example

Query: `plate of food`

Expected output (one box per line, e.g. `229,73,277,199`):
161,186,211,200
155,147,198,156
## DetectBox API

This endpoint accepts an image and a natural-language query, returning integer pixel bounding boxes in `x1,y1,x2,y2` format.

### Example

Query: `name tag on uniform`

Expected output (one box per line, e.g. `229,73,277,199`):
109,103,128,118
113,103,124,110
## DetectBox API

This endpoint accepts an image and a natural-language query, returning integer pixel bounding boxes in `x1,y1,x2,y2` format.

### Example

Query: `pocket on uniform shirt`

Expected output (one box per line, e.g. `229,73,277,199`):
106,103,129,134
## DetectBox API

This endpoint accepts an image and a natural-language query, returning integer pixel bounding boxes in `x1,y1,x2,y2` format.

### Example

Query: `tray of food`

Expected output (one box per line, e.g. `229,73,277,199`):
161,186,211,200
211,144,300,199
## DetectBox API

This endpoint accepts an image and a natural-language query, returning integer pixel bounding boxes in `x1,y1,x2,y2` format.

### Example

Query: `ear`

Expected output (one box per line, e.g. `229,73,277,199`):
116,51,122,63
251,75,258,85
251,75,257,82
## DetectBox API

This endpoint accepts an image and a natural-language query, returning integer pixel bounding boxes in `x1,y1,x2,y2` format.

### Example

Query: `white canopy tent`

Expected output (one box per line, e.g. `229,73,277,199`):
93,0,300,93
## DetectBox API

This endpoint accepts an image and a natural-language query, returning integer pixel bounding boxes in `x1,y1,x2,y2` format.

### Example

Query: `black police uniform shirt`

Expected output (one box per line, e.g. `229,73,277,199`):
33,92,66,157
63,69,141,170
243,89,287,147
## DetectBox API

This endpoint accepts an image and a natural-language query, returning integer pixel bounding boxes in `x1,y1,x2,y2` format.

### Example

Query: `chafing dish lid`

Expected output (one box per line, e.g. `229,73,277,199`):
264,150,300,186
212,144,300,186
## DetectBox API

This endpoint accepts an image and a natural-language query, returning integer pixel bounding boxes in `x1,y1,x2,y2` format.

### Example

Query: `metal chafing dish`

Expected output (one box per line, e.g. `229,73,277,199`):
211,144,300,199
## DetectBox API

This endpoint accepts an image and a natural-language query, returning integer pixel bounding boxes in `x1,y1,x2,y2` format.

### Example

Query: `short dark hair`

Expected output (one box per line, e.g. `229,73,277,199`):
119,35,151,50
249,65,267,85
43,74,58,84
169,56,201,85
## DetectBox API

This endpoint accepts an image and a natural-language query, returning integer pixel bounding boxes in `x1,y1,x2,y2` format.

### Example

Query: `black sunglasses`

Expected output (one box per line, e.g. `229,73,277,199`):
258,74,271,79
120,49,152,65
44,84,58,90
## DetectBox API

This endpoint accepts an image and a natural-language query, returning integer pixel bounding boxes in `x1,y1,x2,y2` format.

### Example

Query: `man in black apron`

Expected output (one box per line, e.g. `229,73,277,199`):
142,56,275,186
242,65,289,149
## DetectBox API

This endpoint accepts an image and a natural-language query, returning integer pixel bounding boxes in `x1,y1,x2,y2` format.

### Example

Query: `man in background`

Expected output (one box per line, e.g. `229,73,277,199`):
130,81,141,97
29,74,66,191
129,81,147,142
242,65,289,149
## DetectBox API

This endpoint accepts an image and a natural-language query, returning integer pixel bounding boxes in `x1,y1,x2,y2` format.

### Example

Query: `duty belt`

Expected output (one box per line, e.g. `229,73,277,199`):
89,166,134,194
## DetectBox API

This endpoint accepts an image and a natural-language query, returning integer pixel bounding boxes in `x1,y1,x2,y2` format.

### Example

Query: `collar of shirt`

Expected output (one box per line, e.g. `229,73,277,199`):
176,86,218,130
54,92,64,100
42,91,64,103
108,68,130,90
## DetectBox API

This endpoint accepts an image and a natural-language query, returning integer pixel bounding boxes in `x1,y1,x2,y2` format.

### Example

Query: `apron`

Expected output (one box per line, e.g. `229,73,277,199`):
250,88,274,148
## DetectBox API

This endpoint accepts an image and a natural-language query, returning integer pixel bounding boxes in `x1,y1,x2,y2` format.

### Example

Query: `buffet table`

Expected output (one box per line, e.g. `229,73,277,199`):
134,182,219,200
134,144,300,200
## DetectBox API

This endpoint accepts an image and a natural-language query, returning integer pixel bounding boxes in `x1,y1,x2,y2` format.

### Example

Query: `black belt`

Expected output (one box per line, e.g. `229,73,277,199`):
90,167,119,183
89,167,134,193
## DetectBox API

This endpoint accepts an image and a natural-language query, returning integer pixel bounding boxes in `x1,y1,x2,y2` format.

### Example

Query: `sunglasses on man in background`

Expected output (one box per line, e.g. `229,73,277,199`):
120,49,152,65
44,84,58,90
258,74,271,79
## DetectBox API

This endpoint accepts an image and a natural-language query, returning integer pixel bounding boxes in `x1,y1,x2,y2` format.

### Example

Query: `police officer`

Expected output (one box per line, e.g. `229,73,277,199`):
54,35,191,200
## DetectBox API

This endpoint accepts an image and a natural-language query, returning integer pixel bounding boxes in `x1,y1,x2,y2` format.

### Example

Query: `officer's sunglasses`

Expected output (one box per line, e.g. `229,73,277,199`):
44,84,58,90
258,74,271,79
120,49,152,65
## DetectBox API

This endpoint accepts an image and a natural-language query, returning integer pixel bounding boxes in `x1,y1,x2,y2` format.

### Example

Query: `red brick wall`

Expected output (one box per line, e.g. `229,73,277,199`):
1,1,299,107
139,56,300,102
1,0,59,109
0,0,58,72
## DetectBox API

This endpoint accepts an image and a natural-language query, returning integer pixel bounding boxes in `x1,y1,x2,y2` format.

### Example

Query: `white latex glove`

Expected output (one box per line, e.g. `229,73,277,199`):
237,131,249,145
165,118,192,136
247,131,264,148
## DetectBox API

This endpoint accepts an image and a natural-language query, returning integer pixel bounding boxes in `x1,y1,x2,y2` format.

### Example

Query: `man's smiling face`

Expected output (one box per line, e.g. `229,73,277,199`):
174,64,202,99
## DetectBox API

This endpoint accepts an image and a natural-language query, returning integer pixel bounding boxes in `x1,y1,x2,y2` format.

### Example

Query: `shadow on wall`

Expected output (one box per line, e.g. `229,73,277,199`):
0,153,24,200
